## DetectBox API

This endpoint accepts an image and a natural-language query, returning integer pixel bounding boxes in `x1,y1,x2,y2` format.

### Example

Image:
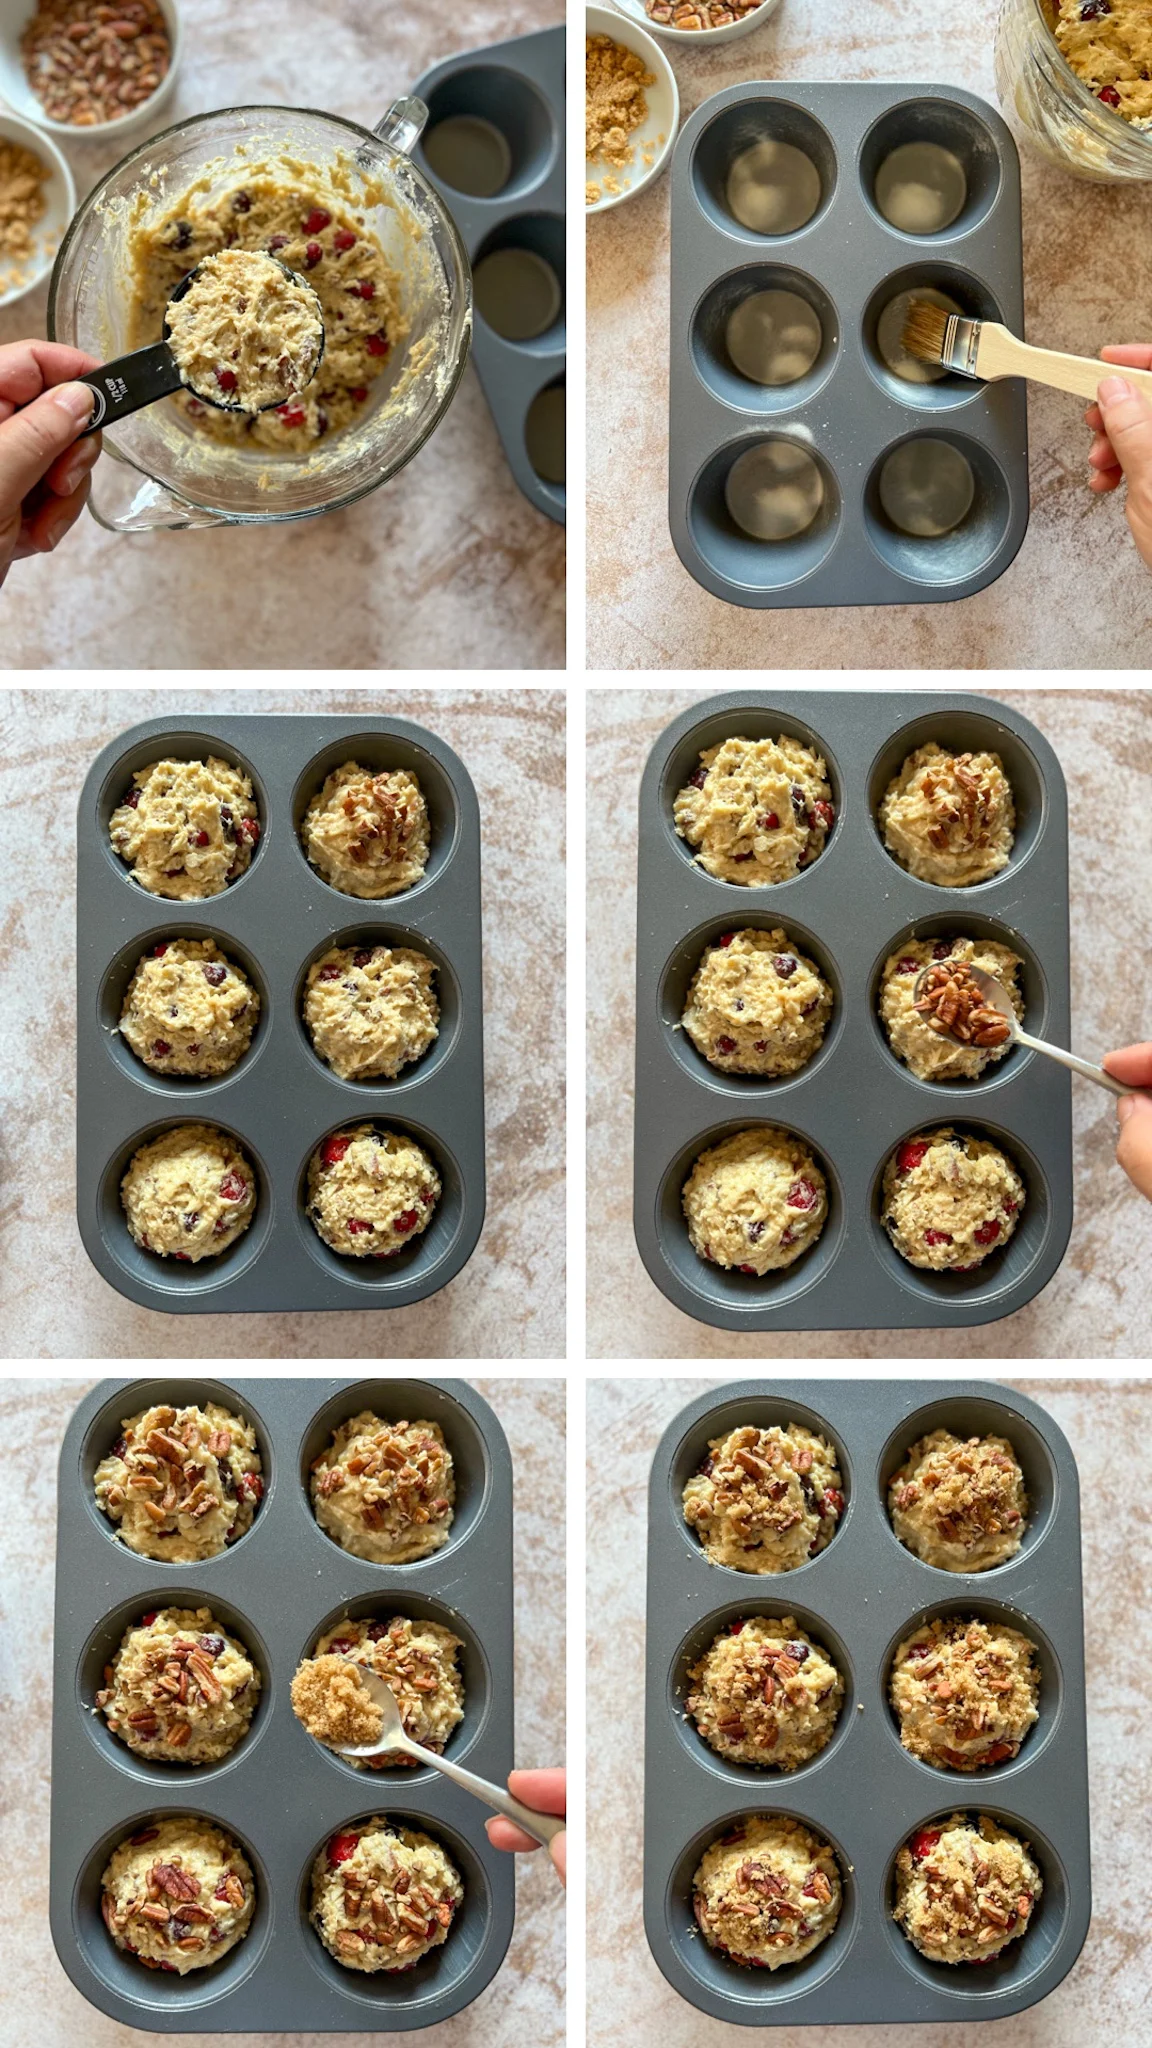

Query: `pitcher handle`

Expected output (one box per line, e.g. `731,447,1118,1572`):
373,95,428,157
86,454,233,533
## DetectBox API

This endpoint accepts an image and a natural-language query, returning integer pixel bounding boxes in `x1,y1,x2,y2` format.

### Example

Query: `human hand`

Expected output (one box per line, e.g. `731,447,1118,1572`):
0,341,101,588
485,1767,566,1887
1103,1044,1152,1201
1084,344,1152,572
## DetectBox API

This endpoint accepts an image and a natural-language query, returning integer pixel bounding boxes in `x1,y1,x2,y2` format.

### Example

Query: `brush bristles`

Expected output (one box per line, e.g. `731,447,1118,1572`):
901,299,952,366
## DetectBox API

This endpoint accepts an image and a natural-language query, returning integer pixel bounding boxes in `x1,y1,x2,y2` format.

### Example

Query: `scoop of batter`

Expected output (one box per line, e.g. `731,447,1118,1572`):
879,936,1023,1083
292,1614,464,1769
310,1411,455,1565
119,938,259,1078
893,1814,1041,1964
1051,0,1152,126
683,1127,828,1274
683,1422,845,1574
687,1617,844,1769
674,735,835,885
304,943,439,1081
121,1122,257,1262
890,1615,1039,1771
881,1128,1024,1273
95,1400,264,1561
167,248,324,412
96,1606,261,1765
110,756,260,900
693,1815,841,1968
303,762,430,899
879,744,1015,887
102,1817,256,1974
310,1818,463,1972
682,928,833,1077
889,1428,1028,1572
306,1124,440,1259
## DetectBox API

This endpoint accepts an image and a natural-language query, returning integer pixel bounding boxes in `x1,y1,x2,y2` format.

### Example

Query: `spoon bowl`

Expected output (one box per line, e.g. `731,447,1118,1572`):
914,961,1130,1098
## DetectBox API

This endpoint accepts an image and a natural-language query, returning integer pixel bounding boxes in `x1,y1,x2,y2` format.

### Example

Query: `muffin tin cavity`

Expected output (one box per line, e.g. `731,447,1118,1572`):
670,1598,856,1784
52,1379,514,2033
692,266,839,414
643,1382,1089,2026
415,29,565,524
635,691,1071,1331
669,85,1027,609
77,715,484,1315
298,1590,490,1780
865,432,1011,586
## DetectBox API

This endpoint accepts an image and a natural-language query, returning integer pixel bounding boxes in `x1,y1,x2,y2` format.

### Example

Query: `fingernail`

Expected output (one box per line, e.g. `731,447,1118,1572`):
60,443,98,495
52,381,96,425
1117,1096,1137,1124
44,518,71,551
1098,376,1134,405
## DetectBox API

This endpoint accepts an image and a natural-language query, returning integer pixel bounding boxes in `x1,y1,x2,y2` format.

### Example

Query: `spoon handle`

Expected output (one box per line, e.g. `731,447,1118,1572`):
417,1748,564,1846
77,341,183,437
1016,1029,1130,1097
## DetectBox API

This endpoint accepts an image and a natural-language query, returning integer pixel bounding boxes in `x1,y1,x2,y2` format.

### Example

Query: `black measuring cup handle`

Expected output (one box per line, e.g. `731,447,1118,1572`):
77,340,182,437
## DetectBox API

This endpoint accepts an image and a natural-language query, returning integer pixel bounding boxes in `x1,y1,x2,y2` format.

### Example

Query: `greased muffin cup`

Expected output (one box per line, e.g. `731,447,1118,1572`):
52,1377,514,2032
645,1380,1089,2026
634,689,1072,1331
77,714,484,1314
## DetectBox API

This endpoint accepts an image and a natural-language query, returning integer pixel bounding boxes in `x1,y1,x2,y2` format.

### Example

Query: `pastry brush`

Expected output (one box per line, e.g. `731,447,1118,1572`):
901,299,1152,404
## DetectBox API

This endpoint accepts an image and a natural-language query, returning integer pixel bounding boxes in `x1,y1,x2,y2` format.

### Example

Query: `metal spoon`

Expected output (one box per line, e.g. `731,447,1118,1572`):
335,1669,564,1848
914,962,1130,1098
75,255,325,436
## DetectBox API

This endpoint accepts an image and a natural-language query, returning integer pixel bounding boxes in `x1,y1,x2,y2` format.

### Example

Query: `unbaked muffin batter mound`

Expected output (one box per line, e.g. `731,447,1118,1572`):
110,756,260,900
683,1422,845,1573
120,938,259,1078
310,1412,455,1564
889,1428,1028,1572
683,1127,828,1274
879,744,1015,887
682,928,833,1077
890,1615,1039,1771
303,762,430,898
674,735,836,885
95,1400,264,1561
306,1125,440,1259
96,1606,261,1765
167,248,324,411
292,1614,464,1769
101,1817,256,1973
121,1123,257,1261
893,1814,1041,1964
693,1815,841,1968
882,1128,1024,1272
304,943,439,1081
687,1617,844,1768
128,173,407,451
1050,0,1152,125
879,936,1023,1083
310,1818,462,1972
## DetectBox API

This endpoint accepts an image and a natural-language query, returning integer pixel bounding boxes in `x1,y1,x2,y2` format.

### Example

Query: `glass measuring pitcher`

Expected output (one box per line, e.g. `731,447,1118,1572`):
47,101,472,531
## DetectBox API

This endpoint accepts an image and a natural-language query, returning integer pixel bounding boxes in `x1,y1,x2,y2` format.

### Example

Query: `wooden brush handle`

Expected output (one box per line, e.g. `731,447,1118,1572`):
978,324,1152,404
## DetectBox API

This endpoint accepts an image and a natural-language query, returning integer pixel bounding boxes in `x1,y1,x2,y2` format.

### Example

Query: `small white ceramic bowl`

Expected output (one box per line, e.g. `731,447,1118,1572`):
610,0,783,46
0,107,75,307
587,2,679,214
0,0,182,142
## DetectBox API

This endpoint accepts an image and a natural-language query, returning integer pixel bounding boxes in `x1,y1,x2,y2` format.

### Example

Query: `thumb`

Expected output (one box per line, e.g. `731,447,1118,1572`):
0,381,94,512
1116,1094,1152,1203
1096,376,1152,496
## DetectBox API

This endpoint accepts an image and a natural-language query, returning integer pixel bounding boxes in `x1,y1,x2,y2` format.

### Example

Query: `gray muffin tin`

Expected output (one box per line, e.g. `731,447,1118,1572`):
75,713,484,1315
632,689,1072,1331
669,82,1028,607
414,27,565,524
50,1375,515,2033
644,1379,1090,2027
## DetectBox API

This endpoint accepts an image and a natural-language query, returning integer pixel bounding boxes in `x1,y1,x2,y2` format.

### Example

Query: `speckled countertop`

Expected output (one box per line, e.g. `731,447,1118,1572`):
587,1374,1152,2048
3,1374,565,2048
0,0,564,670
0,687,565,1359
587,0,1152,670
587,686,1152,1358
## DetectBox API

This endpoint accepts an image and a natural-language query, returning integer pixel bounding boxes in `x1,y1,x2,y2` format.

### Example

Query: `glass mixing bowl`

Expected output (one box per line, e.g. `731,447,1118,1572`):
47,100,472,530
995,0,1152,181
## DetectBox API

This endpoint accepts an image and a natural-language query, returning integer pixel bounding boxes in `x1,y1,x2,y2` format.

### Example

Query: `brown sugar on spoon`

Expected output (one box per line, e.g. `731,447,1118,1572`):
913,960,1012,1050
